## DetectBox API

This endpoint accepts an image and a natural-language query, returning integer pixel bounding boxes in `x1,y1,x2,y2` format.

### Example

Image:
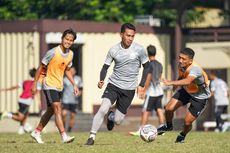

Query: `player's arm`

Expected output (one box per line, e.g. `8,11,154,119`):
138,61,150,98
0,85,19,92
31,64,46,94
65,67,79,96
139,61,150,87
163,75,196,86
144,73,152,92
98,64,110,89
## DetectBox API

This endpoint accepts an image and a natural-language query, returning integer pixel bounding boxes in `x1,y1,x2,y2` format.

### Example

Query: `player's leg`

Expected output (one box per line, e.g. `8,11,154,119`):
129,111,151,136
1,103,27,122
175,97,208,143
85,98,112,145
141,112,151,126
21,112,33,133
62,104,68,129
215,106,223,131
68,108,76,132
52,102,74,143
153,95,165,126
31,106,53,143
113,88,135,128
156,108,165,125
158,89,190,134
52,102,65,133
11,112,25,122
157,98,182,133
85,83,118,145
175,111,196,143
129,95,152,136
140,96,153,126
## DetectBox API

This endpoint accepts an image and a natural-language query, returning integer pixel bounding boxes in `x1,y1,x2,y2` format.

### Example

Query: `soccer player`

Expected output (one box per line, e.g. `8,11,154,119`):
0,68,38,134
129,45,165,136
209,71,229,132
62,67,83,132
157,48,211,143
85,23,149,145
30,28,79,144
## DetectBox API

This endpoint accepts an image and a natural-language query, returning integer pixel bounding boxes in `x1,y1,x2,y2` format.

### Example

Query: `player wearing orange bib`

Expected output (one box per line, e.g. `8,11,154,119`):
30,28,79,144
157,48,211,143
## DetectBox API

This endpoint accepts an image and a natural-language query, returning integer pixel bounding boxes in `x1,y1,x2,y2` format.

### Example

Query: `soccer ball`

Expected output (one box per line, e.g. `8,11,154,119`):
140,124,157,142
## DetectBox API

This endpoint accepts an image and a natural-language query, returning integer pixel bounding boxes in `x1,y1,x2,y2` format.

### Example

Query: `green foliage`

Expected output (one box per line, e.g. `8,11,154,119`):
0,0,225,27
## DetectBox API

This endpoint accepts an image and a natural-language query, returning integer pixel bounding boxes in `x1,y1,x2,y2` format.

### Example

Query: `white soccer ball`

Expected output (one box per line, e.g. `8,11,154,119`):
140,124,157,142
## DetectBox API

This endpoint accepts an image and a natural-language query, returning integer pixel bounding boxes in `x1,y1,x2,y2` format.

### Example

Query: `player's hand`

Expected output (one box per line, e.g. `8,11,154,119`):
137,86,145,99
31,82,37,95
73,84,79,96
97,80,104,89
162,78,172,86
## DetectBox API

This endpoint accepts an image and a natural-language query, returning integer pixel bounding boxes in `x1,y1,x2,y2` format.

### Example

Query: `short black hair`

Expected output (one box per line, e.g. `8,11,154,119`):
180,48,195,59
147,45,156,56
29,68,37,78
210,70,217,76
120,23,136,33
62,28,77,40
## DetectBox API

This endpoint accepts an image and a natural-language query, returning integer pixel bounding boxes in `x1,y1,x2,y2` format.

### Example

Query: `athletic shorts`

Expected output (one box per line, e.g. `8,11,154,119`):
172,88,208,117
18,103,29,115
62,103,77,113
43,90,63,107
142,95,163,112
102,83,135,114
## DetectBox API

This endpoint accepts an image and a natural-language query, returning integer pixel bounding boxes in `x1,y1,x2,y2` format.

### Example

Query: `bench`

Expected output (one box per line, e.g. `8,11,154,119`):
203,114,230,131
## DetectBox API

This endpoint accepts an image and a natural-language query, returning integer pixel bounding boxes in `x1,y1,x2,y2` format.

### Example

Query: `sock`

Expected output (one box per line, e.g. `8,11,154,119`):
60,131,67,140
158,124,165,128
67,127,72,132
166,122,173,128
89,131,96,140
19,125,24,130
6,112,13,119
180,131,186,137
35,128,42,135
108,112,115,121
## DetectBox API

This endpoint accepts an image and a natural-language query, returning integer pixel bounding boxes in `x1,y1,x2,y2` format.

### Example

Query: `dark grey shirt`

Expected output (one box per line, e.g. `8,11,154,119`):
146,60,163,96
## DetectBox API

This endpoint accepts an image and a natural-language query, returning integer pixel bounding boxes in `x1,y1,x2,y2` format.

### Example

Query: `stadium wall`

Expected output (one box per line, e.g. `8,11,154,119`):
0,32,40,113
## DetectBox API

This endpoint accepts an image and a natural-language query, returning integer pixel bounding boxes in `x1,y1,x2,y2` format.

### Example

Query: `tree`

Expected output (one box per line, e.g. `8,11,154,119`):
0,0,227,27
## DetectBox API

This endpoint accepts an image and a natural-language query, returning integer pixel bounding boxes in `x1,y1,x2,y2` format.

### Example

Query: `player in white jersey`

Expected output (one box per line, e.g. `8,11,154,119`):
209,71,229,132
85,23,149,145
62,67,83,132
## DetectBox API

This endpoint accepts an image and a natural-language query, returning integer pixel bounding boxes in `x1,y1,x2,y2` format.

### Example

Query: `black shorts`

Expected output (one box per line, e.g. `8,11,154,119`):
43,90,63,107
18,103,29,115
102,83,135,114
143,95,163,112
62,103,77,113
172,88,208,117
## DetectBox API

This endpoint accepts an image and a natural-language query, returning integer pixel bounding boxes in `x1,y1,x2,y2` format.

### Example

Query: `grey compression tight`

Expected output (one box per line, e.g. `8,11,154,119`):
90,98,125,133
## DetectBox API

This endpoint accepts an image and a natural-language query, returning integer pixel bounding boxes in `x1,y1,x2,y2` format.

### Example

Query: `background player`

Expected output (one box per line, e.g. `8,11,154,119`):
0,68,38,134
62,67,83,132
129,45,165,136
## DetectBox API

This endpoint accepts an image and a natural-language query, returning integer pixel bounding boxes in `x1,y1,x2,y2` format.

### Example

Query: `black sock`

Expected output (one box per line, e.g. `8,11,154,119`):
180,131,186,137
166,122,173,128
67,127,72,132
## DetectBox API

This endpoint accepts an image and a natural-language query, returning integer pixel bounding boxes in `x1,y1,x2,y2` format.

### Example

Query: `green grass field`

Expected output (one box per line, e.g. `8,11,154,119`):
0,132,230,153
